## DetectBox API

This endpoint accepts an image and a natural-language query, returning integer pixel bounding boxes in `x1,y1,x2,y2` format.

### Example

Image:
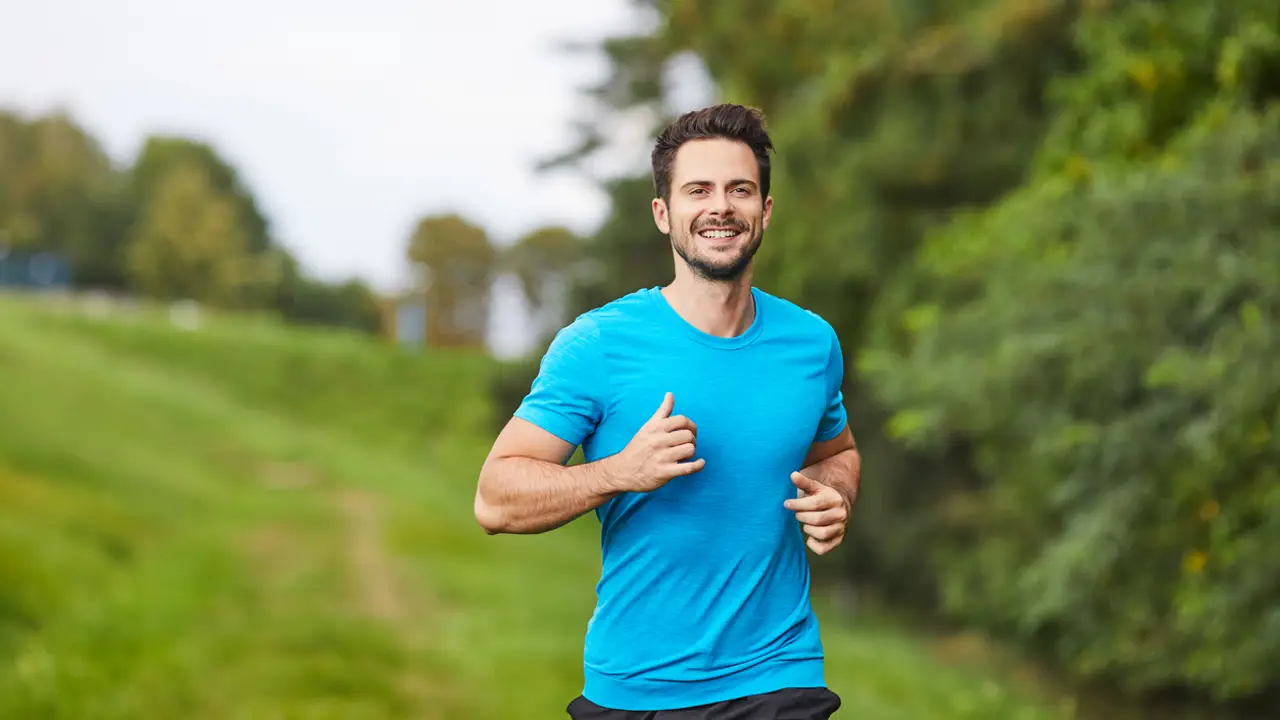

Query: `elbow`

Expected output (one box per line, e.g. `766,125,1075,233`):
474,491,507,535
473,468,509,535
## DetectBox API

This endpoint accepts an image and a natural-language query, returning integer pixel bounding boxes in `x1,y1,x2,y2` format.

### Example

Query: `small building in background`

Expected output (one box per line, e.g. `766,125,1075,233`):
380,290,429,349
378,288,490,352
0,249,71,291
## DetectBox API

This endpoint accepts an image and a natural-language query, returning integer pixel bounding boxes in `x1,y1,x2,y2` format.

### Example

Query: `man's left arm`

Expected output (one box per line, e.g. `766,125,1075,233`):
784,323,862,555
802,426,861,511
786,426,862,555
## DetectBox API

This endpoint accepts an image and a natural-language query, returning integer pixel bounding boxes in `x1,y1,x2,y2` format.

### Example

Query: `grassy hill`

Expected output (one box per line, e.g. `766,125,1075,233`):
0,292,1075,719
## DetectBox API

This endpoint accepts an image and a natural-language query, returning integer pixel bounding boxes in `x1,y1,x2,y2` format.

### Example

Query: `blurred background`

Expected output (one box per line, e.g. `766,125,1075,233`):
1,0,1277,718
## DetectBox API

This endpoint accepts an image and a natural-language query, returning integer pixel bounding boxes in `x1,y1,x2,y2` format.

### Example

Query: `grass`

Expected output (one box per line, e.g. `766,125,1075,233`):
0,292,1076,719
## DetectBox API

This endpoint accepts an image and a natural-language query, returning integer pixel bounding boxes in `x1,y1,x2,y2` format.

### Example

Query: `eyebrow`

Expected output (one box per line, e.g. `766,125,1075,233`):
680,178,758,192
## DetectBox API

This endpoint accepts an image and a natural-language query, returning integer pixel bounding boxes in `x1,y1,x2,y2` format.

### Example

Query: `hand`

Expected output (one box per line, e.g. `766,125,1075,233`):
605,392,704,493
784,471,849,555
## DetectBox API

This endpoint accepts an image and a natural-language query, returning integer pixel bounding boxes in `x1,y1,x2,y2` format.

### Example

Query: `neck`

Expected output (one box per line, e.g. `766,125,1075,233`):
661,265,756,338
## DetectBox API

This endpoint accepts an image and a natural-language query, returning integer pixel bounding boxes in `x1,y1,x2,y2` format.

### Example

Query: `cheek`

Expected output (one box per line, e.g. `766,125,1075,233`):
671,210,696,232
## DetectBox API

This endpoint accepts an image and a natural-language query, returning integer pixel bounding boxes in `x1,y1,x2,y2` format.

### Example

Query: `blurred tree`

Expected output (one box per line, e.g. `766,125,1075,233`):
0,110,126,286
282,275,384,334
406,213,497,348
126,136,272,254
864,0,1280,703
124,161,274,307
567,177,674,314
0,110,389,335
503,225,584,345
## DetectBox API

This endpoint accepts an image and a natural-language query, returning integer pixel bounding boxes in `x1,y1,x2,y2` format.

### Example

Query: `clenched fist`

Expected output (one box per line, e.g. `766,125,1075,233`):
605,392,704,493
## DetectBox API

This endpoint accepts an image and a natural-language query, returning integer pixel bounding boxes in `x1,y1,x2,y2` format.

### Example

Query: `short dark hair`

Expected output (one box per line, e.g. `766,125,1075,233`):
651,104,775,201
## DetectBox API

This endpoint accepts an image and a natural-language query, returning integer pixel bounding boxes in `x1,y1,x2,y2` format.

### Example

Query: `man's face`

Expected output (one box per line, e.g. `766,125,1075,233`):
652,138,772,282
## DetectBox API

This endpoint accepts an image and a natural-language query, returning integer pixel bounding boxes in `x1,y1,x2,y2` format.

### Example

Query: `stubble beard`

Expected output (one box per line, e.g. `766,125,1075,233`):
671,223,763,283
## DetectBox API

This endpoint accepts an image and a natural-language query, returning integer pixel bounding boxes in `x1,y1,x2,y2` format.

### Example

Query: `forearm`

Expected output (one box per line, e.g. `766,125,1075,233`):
804,448,861,510
475,455,622,535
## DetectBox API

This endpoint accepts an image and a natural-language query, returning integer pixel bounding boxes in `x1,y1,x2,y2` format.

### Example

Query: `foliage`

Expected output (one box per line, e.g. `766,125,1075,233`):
405,213,497,348
0,111,122,285
869,104,1280,699
503,225,585,346
124,160,277,307
0,109,382,335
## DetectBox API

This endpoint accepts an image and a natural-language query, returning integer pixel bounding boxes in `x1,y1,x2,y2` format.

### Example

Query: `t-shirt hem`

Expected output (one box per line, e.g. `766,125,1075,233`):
814,416,848,443
582,657,826,712
513,406,583,447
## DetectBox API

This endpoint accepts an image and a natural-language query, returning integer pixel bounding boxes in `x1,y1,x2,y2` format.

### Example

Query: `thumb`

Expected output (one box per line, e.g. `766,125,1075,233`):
649,392,674,422
791,471,824,495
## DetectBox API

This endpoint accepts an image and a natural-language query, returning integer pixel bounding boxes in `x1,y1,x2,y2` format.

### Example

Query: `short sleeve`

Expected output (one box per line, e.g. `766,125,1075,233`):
814,322,848,442
513,315,606,447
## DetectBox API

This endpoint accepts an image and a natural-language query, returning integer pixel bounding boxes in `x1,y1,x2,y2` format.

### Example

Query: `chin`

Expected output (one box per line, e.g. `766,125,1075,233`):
692,256,751,281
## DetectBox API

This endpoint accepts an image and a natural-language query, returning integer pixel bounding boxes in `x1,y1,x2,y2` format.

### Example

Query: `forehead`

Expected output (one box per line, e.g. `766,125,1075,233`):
670,138,759,185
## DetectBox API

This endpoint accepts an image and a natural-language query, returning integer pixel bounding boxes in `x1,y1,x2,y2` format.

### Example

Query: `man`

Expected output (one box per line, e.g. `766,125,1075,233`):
474,104,861,719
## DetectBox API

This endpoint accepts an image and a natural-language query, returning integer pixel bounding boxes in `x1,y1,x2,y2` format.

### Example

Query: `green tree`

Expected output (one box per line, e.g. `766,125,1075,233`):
124,161,273,307
406,213,497,348
281,275,384,334
127,136,272,254
0,110,126,286
503,225,585,344
864,0,1280,702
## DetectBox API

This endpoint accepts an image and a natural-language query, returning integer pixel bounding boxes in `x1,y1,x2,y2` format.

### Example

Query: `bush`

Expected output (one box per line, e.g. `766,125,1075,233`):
865,105,1280,701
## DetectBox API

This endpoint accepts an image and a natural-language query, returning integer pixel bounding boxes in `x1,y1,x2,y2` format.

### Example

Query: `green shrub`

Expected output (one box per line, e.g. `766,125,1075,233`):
866,105,1280,701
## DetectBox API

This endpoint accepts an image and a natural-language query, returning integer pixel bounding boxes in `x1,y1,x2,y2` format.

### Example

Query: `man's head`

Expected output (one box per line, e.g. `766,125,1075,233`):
650,104,775,283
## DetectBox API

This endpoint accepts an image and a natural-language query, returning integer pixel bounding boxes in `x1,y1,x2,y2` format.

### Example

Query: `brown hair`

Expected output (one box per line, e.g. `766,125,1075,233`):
651,104,775,201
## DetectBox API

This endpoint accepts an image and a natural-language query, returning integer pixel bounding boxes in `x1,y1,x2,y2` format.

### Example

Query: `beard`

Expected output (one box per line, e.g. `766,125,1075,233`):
671,218,763,282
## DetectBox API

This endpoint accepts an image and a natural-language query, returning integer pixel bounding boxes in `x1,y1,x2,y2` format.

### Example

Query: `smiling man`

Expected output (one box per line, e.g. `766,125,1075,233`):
474,104,861,719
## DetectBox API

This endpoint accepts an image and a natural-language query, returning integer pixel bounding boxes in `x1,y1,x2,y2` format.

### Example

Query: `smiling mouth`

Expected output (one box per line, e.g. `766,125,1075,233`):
697,228,743,240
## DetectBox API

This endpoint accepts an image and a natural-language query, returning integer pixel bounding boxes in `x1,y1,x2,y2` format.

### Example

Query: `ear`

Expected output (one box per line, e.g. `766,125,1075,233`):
762,195,773,231
652,197,671,235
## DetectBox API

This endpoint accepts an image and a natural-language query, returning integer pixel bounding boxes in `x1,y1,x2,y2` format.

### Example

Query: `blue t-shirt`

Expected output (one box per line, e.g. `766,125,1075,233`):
514,285,848,711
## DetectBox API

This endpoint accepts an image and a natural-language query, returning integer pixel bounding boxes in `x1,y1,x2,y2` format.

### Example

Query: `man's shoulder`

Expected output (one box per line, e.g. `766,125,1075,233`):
561,287,654,337
755,287,837,339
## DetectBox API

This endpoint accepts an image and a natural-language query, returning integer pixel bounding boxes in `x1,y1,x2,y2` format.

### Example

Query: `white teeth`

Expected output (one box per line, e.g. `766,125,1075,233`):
700,230,738,238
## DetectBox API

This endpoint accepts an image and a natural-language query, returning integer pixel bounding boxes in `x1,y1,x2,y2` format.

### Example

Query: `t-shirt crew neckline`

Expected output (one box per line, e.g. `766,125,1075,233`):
645,285,766,350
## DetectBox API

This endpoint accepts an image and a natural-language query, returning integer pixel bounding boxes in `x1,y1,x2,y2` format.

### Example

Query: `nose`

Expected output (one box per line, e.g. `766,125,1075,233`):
709,188,733,216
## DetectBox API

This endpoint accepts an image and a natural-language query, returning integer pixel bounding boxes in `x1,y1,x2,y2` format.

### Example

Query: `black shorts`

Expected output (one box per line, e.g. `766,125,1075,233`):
566,686,842,719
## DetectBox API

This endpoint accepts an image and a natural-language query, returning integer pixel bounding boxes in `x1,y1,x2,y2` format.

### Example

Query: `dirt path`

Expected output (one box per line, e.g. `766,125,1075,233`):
335,488,450,717
336,488,405,622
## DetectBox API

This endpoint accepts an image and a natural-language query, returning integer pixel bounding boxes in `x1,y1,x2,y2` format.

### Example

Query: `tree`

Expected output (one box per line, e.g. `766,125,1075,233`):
503,225,584,344
127,136,272,254
406,213,497,348
0,110,126,287
124,161,273,307
863,1,1280,702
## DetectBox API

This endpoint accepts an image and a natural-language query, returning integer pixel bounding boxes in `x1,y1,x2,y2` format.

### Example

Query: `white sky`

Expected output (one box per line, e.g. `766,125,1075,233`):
0,0,713,356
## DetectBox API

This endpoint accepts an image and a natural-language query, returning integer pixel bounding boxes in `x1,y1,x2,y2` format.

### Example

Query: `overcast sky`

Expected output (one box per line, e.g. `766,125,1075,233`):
1,0,713,355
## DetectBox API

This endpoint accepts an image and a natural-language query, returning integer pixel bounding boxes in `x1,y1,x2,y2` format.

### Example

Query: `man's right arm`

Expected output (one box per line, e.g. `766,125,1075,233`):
473,417,623,535
475,392,702,535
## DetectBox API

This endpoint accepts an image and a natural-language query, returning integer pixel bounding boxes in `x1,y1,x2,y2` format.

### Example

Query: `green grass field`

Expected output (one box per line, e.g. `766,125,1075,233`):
0,293,1077,719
